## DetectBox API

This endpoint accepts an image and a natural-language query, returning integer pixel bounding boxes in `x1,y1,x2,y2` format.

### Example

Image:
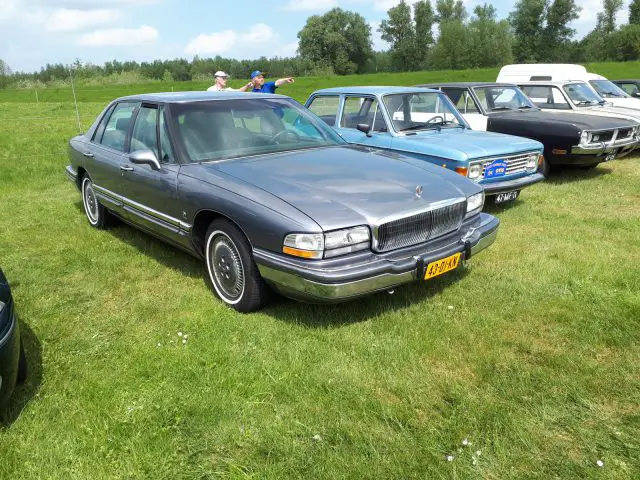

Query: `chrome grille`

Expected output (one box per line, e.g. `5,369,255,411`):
376,200,466,252
617,128,632,140
479,152,535,179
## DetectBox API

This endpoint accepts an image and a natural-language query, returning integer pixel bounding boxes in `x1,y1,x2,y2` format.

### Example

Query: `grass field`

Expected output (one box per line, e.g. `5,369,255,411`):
0,68,639,479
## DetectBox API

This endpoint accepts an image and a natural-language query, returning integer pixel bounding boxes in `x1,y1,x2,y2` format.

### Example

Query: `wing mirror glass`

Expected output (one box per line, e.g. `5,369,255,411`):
356,123,372,136
130,150,161,170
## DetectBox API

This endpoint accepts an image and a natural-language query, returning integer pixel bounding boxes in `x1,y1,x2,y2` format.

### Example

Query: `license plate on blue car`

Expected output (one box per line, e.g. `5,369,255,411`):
484,159,508,178
494,191,519,204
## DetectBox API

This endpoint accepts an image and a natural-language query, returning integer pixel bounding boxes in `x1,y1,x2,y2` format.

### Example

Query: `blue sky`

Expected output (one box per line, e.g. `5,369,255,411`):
0,0,632,73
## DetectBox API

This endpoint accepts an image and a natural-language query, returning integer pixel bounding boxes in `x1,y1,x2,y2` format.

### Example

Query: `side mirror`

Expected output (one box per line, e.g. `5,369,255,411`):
633,92,640,98
130,150,161,170
356,123,372,136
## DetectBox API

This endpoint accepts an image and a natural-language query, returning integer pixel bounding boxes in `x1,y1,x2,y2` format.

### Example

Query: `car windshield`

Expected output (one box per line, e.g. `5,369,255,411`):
382,92,466,132
563,82,604,106
170,98,345,162
472,86,536,111
589,80,630,98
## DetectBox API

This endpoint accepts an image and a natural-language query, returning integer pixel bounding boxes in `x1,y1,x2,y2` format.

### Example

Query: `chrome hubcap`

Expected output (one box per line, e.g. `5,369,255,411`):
210,236,244,301
83,181,99,223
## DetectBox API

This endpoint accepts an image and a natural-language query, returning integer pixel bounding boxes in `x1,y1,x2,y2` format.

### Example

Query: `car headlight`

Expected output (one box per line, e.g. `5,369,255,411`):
465,192,484,218
283,226,370,259
526,153,539,171
580,130,591,145
468,163,483,181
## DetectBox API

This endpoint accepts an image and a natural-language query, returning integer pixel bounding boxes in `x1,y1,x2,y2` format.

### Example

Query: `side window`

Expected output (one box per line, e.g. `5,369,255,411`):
158,107,175,163
521,86,570,110
130,105,159,156
92,104,115,143
100,102,138,152
307,96,340,126
619,83,638,95
341,96,379,129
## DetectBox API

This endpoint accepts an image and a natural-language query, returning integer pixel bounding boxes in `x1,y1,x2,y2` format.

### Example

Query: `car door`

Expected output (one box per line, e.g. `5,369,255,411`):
86,101,140,214
119,103,184,242
333,96,393,148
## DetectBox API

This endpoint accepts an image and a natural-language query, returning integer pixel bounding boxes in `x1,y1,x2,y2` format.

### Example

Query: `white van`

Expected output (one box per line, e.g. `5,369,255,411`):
497,64,640,109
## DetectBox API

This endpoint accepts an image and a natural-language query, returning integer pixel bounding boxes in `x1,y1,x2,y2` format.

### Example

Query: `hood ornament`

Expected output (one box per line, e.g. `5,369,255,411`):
415,185,423,199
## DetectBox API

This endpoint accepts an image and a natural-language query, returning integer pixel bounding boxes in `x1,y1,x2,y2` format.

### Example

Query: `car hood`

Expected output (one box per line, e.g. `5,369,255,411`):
491,109,637,130
207,146,477,231
605,97,640,110
393,128,542,161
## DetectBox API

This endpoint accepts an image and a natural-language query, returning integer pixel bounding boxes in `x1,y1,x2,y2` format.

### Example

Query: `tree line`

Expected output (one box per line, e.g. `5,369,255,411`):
2,0,640,88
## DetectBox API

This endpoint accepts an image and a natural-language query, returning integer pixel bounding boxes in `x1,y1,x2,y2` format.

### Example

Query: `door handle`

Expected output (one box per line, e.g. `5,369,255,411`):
120,165,134,172
83,152,94,158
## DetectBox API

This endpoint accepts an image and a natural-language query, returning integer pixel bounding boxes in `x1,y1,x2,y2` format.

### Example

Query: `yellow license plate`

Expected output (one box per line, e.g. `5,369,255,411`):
424,253,461,280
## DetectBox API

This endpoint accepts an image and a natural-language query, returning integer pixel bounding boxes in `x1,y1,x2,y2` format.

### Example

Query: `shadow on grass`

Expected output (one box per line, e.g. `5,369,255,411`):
73,200,203,279
72,202,471,327
484,196,525,215
262,267,471,328
545,164,612,185
0,319,43,428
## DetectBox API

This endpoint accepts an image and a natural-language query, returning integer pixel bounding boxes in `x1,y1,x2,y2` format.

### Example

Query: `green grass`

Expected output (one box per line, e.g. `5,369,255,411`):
0,73,639,479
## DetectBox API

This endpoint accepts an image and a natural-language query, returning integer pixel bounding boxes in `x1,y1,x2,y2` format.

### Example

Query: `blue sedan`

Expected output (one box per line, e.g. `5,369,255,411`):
305,87,545,204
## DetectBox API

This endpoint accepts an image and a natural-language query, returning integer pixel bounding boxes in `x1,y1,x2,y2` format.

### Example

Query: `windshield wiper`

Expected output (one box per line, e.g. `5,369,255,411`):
400,124,430,132
575,101,596,106
518,105,534,109
491,106,513,111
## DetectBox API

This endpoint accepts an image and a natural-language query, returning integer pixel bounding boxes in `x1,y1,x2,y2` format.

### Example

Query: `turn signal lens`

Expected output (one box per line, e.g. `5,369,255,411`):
283,233,323,259
282,246,322,259
538,154,544,167
455,166,468,177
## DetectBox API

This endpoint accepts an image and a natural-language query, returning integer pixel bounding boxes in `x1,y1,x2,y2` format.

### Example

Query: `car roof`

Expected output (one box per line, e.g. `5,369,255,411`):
311,86,441,95
417,82,518,88
613,79,640,82
115,91,286,103
516,80,591,87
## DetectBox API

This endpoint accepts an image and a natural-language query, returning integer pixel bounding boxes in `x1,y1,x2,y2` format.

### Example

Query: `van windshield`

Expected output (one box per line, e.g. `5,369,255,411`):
589,80,630,98
563,83,604,106
472,86,537,112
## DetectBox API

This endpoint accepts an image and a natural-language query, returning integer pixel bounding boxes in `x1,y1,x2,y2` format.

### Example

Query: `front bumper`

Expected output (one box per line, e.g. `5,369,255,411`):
254,213,499,303
481,172,544,195
552,139,639,165
0,302,20,408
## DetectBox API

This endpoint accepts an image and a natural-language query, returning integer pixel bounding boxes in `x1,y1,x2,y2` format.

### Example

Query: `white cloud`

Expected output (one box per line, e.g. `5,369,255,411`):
184,30,237,55
282,0,338,11
276,41,299,57
78,25,158,47
46,9,121,32
240,23,274,43
184,23,278,56
369,21,389,51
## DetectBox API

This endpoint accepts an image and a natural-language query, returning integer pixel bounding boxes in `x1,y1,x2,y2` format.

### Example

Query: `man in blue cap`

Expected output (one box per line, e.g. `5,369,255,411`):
250,70,295,93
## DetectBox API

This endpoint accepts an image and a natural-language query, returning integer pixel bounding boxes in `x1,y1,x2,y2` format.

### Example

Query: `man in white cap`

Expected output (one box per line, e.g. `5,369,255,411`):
207,71,252,92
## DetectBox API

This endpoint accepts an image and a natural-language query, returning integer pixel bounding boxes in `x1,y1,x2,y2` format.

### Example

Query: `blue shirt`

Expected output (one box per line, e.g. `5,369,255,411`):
253,81,277,93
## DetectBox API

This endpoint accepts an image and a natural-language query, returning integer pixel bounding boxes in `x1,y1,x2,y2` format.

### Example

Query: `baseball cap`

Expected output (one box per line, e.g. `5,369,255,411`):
214,71,229,78
250,70,266,79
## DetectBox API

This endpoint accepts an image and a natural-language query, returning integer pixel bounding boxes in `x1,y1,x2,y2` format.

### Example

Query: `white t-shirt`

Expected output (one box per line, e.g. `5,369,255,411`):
207,85,235,91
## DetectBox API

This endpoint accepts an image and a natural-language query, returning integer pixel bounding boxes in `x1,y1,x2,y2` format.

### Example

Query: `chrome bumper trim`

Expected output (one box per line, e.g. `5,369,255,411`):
481,172,544,195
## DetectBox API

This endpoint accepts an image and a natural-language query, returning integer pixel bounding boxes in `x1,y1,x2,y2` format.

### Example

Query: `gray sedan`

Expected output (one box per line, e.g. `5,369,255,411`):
66,92,499,312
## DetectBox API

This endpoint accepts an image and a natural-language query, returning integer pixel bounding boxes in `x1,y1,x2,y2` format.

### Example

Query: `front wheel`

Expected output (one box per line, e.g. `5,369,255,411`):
205,220,270,312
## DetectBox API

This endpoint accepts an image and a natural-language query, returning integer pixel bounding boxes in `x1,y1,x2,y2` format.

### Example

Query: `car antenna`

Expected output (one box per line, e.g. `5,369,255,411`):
68,63,82,134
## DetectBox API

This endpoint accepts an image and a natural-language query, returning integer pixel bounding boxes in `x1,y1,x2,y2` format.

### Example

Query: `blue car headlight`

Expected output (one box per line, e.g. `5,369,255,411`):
465,192,484,218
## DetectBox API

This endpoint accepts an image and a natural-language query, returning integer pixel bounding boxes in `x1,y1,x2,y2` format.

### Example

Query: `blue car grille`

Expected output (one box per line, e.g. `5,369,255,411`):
376,200,466,252
479,152,533,179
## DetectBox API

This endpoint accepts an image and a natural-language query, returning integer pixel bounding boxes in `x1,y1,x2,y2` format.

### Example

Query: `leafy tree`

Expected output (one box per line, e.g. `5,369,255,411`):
596,0,624,34
466,4,514,68
509,0,548,61
630,0,640,25
542,0,581,59
609,23,640,60
379,1,417,71
429,20,471,69
297,8,372,75
435,0,467,22
414,1,436,66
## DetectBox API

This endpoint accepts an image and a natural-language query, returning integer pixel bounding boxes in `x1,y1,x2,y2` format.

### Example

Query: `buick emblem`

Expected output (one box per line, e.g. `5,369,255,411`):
415,185,423,199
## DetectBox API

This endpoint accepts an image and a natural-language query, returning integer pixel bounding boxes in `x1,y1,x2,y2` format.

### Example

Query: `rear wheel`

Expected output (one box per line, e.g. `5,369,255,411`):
205,220,270,312
81,175,111,228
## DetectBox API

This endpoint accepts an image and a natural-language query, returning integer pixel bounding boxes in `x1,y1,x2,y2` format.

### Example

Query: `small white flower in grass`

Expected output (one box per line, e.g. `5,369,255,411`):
184,334,188,339
182,339,187,344
157,343,161,347
448,305,454,310
476,450,482,456
446,455,454,462
596,460,604,468
462,438,469,446
178,331,183,337
312,434,322,442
